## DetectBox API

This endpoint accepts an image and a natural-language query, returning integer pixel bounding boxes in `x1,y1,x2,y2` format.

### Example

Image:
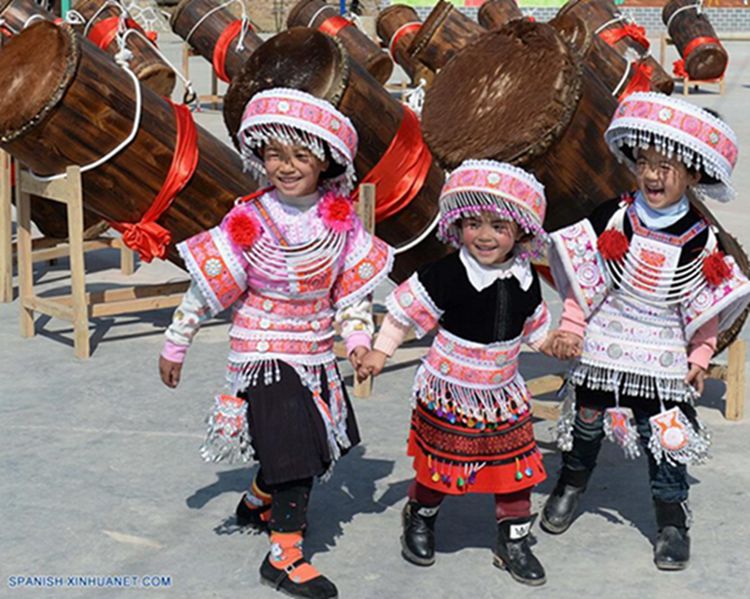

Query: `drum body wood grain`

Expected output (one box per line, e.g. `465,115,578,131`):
663,0,727,80
0,22,258,264
557,0,674,94
73,0,176,96
171,0,264,82
287,0,393,84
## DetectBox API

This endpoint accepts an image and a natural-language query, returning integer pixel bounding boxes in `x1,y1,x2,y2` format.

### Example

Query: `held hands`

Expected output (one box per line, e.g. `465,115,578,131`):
685,363,707,396
539,330,583,361
348,346,368,380
159,355,183,388
355,349,388,383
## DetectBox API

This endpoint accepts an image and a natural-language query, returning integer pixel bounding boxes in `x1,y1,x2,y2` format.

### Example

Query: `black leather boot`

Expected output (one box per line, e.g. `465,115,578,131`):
235,495,271,533
653,499,691,571
540,469,589,535
401,501,439,566
493,515,546,586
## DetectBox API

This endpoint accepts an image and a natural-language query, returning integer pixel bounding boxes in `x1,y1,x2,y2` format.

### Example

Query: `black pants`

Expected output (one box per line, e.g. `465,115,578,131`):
256,469,313,533
562,386,694,503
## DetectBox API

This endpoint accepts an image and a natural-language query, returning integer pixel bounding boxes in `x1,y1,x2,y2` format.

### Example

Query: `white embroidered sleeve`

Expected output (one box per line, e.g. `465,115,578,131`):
335,296,374,353
164,282,212,347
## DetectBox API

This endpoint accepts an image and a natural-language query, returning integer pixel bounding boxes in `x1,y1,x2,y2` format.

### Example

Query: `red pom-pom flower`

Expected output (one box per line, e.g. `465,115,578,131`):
598,229,629,262
226,210,260,250
318,192,355,233
703,251,732,287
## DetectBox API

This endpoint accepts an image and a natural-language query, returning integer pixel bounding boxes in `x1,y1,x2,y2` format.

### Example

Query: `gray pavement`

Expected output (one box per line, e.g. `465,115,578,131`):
2,32,750,599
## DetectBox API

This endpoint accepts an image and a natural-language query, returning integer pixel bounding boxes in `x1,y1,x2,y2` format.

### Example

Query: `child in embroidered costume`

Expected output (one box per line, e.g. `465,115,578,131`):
542,92,750,571
159,87,394,599
359,160,553,586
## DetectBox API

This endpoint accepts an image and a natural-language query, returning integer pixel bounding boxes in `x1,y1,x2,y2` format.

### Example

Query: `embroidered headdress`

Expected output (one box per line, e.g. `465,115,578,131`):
238,87,358,193
605,92,738,202
437,159,547,256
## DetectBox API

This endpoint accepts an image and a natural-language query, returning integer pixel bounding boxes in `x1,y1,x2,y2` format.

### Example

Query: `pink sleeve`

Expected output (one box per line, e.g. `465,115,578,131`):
687,315,718,370
161,340,189,364
373,315,411,357
345,331,372,355
558,290,587,338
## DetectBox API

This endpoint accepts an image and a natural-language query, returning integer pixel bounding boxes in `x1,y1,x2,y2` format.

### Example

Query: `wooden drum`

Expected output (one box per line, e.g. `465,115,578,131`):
663,0,727,81
287,0,393,85
0,21,259,264
171,0,264,83
557,0,674,94
375,4,430,84
224,28,447,282
421,20,635,232
73,0,176,97
408,0,485,73
477,0,523,30
550,12,661,101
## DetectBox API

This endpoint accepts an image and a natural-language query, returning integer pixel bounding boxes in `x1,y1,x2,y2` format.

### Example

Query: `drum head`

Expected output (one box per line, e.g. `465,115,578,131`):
0,21,79,143
223,27,348,149
421,20,582,169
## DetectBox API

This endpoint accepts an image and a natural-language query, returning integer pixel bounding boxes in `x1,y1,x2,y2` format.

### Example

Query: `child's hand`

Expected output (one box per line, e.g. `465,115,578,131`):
685,364,707,396
348,346,368,373
159,356,183,388
540,330,583,360
357,350,388,382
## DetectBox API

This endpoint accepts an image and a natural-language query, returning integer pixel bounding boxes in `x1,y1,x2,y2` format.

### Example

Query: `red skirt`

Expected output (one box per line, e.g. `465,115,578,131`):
407,402,546,495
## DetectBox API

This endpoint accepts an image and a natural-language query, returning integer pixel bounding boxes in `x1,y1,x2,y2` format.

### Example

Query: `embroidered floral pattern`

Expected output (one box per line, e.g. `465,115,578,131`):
385,273,443,337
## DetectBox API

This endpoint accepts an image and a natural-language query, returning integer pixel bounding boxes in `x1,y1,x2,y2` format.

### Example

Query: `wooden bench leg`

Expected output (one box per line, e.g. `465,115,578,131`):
0,151,12,303
65,166,90,359
16,181,34,337
725,339,745,421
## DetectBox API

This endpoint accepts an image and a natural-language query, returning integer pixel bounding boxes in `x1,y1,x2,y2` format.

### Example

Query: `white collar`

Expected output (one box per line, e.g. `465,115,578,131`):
273,189,321,213
458,246,533,292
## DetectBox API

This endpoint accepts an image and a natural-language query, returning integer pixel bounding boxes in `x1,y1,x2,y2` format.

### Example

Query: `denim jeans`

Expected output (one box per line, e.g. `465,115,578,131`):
561,387,691,503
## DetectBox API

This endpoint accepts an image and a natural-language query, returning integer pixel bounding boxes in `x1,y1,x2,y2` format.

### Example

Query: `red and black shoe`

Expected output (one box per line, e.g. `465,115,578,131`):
260,533,337,598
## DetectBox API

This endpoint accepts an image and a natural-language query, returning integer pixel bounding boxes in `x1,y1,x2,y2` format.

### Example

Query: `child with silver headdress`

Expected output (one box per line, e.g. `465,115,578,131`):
542,92,750,571
360,160,554,586
159,88,393,598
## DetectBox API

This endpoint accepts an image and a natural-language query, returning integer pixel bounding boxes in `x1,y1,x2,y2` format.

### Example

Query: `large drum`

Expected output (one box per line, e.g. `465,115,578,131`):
421,20,635,232
376,4,431,84
224,28,447,282
171,0,264,83
0,0,106,238
477,0,523,29
557,0,674,94
407,0,485,73
0,21,259,264
287,0,393,85
72,0,176,97
550,12,659,101
663,0,727,81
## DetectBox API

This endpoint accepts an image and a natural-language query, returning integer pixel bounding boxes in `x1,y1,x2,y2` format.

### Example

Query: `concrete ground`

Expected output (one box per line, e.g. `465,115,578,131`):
2,32,750,599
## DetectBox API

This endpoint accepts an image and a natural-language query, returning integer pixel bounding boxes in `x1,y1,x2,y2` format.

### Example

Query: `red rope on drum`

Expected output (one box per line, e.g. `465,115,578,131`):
599,23,650,52
110,102,199,262
88,17,143,50
351,106,432,223
212,20,246,83
673,36,725,79
389,22,421,57
619,61,653,100
318,15,352,37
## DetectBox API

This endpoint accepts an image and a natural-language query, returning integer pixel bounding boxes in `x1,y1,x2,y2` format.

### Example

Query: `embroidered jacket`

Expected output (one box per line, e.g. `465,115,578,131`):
375,250,550,426
163,189,394,461
549,195,750,403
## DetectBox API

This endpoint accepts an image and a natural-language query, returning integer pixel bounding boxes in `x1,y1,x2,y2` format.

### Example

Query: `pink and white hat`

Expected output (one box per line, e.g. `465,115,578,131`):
238,87,358,192
438,159,547,255
605,92,738,202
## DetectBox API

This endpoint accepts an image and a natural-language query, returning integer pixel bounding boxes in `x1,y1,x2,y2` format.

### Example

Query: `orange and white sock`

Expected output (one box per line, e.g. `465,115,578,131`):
269,532,321,584
244,477,272,521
